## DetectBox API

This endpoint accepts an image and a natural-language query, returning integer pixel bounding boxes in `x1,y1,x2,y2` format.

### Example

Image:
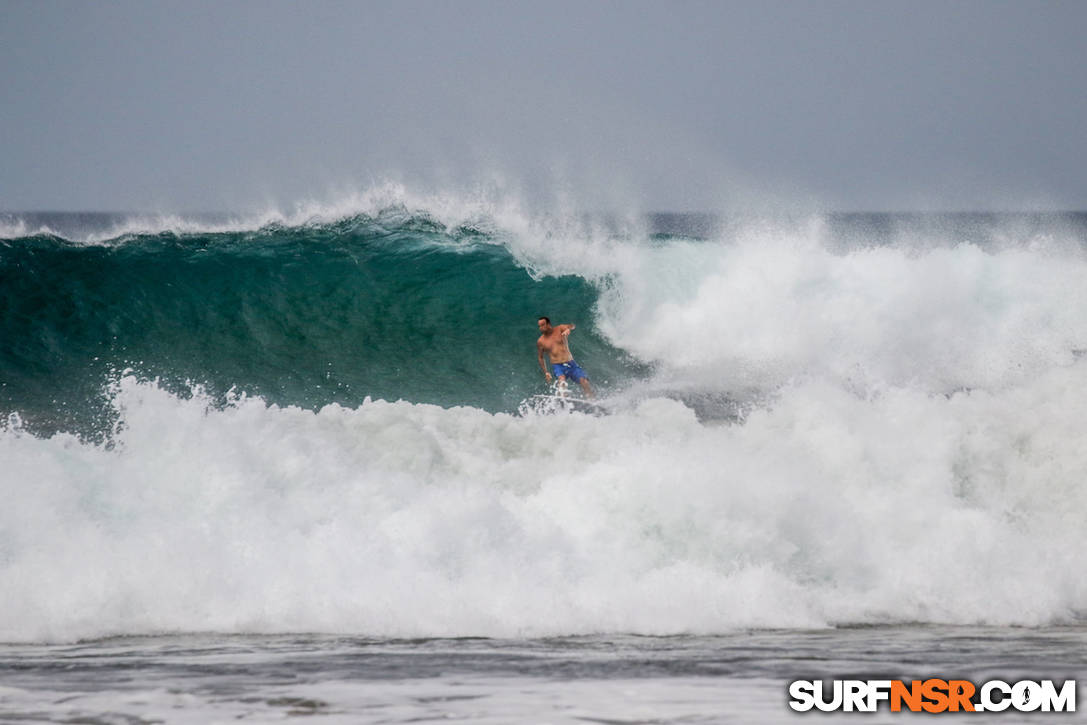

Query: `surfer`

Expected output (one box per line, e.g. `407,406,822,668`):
536,316,594,398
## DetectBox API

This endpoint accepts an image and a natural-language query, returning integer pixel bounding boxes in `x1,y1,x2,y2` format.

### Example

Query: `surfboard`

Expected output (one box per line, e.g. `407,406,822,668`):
518,394,605,416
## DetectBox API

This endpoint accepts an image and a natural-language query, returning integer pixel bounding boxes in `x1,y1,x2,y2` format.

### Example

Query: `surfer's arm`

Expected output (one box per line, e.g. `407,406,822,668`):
537,342,552,380
560,323,575,337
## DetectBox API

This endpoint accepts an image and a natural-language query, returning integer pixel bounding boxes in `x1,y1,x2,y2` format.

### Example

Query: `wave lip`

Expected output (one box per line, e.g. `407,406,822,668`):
0,183,548,245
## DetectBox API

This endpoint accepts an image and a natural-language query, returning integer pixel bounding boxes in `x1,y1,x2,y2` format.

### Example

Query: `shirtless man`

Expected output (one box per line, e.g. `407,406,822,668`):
536,316,594,398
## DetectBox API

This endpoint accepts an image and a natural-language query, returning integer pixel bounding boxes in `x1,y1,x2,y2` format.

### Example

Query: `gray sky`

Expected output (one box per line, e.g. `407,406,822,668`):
2,0,1086,212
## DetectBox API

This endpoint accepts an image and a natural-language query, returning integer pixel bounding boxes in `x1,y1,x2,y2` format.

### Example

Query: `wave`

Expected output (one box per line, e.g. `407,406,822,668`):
3,195,1087,640
0,207,645,436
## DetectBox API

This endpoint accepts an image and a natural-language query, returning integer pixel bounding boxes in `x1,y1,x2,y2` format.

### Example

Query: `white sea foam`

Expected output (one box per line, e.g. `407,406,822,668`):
588,223,1087,395
3,367,1086,643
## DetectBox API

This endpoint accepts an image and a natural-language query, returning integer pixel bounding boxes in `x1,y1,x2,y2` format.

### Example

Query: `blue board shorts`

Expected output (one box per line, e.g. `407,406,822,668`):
551,359,588,382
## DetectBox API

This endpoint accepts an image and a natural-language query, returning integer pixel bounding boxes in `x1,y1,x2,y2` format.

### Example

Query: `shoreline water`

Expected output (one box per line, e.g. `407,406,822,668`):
3,627,1084,722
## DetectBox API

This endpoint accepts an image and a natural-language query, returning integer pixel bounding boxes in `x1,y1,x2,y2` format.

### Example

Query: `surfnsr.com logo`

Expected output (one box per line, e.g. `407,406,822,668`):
788,679,1076,713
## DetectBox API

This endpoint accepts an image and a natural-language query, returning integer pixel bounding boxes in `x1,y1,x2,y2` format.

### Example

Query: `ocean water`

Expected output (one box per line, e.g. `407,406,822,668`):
2,628,1084,723
2,194,1087,721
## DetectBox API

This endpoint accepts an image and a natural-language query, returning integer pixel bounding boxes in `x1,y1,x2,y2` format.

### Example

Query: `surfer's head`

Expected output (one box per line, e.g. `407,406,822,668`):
537,316,551,332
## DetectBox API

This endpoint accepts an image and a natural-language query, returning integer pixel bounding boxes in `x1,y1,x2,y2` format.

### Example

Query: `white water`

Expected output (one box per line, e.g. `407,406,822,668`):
3,359,1087,642
594,228,1087,395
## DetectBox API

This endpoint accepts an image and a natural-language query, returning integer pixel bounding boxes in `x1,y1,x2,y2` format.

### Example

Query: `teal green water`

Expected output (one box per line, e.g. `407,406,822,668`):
0,214,640,436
